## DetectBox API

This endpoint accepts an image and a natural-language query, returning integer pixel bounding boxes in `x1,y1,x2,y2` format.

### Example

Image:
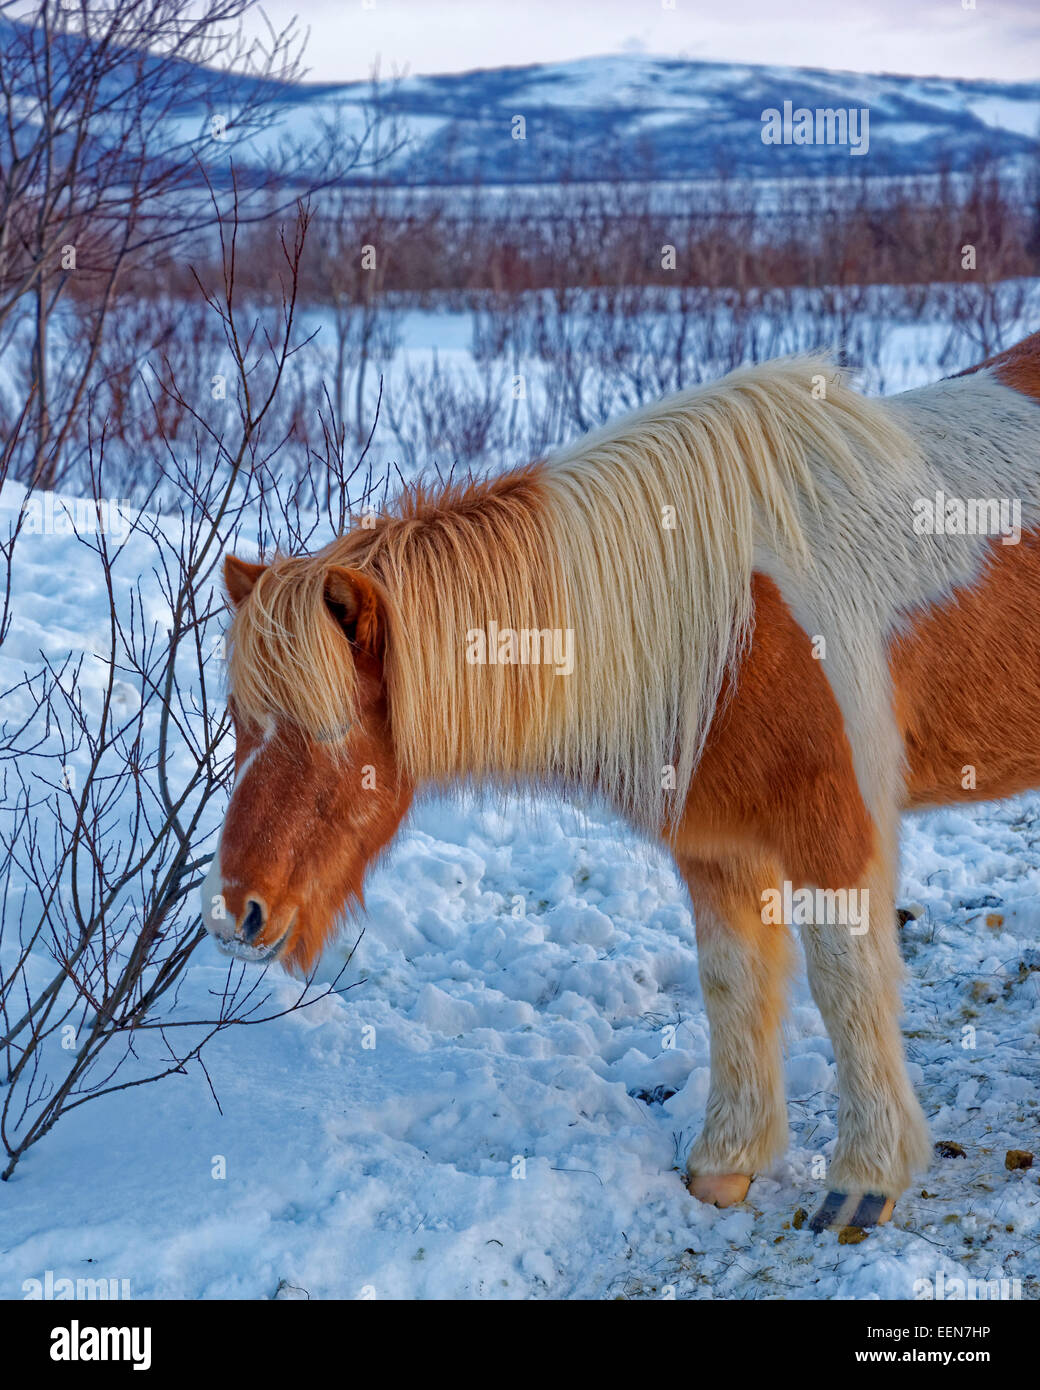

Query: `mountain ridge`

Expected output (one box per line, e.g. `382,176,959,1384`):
3,17,1037,185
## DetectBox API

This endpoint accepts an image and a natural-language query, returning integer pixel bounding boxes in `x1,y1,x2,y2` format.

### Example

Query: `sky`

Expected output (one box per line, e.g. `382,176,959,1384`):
255,0,1040,84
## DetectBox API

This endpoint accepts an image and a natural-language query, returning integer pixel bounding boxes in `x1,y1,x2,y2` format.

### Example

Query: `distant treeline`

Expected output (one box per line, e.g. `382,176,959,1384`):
97,156,1040,304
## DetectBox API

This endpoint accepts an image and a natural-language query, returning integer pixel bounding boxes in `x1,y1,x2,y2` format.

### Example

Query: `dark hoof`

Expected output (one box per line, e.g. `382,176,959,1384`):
807,1191,894,1233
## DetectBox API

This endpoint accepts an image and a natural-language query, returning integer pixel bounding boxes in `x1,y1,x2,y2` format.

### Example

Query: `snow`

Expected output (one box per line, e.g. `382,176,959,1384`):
964,97,1040,139
883,123,939,145
2,330,1039,1301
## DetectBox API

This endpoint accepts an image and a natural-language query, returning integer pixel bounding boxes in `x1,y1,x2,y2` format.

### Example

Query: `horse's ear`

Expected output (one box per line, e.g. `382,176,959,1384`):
225,555,266,608
324,566,384,655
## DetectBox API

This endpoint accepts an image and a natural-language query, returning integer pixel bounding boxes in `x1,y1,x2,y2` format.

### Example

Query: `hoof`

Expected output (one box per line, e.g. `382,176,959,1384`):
807,1191,895,1233
686,1172,752,1208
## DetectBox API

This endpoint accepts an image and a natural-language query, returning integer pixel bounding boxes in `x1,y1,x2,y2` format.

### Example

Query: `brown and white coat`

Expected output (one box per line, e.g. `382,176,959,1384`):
203,333,1040,1230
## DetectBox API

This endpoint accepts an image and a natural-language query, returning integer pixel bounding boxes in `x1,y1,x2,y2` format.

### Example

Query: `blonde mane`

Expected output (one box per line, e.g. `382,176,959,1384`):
227,353,921,827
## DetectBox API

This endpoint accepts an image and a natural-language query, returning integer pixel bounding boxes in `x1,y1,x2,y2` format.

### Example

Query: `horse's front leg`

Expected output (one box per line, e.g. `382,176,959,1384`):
676,852,793,1207
799,852,932,1230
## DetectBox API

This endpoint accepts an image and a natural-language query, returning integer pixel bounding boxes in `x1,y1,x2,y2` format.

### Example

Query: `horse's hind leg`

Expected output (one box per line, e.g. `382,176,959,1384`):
676,852,792,1206
798,851,931,1230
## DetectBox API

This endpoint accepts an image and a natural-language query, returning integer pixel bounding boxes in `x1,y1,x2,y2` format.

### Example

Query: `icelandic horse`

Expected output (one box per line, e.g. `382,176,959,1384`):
202,333,1040,1233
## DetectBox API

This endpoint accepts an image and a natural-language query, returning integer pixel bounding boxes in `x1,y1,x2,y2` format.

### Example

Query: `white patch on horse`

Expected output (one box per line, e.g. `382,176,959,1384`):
233,715,276,788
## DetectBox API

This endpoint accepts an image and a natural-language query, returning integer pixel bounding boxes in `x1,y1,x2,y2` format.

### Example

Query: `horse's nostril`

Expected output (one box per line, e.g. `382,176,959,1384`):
240,898,265,944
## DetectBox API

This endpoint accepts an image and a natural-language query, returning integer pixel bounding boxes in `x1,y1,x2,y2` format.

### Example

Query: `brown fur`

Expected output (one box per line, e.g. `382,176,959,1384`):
894,529,1040,807
674,573,875,887
954,328,1040,398
219,625,412,973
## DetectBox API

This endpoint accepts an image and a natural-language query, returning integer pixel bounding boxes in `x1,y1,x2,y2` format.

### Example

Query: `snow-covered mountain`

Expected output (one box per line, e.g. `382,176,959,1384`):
296,55,1040,182
4,11,1038,185
193,53,1040,185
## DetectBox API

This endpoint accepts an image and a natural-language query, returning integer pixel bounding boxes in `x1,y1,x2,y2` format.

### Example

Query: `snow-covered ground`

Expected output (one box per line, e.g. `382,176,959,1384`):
1,342,1039,1301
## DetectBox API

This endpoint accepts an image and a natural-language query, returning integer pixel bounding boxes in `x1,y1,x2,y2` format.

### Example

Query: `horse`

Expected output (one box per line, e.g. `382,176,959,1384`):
201,332,1040,1234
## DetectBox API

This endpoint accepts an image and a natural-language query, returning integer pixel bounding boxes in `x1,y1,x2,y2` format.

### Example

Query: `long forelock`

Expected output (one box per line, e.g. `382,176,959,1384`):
227,554,361,745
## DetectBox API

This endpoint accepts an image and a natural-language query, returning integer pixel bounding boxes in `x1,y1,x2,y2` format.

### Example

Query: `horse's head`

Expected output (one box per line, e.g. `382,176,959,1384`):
201,553,413,973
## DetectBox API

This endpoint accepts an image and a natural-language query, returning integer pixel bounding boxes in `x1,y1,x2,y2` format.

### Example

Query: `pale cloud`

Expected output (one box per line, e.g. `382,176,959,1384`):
262,0,1040,84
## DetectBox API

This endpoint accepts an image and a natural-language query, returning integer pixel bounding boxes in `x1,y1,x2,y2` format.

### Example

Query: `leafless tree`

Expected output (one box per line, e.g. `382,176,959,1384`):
0,0,395,489
0,181,386,1181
